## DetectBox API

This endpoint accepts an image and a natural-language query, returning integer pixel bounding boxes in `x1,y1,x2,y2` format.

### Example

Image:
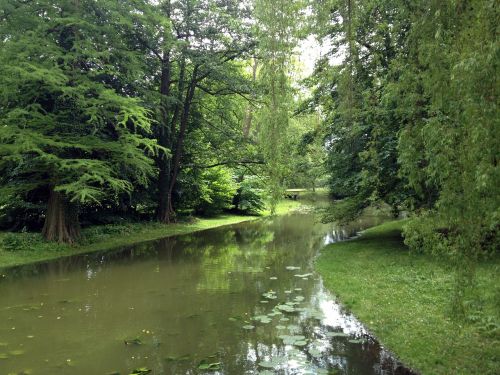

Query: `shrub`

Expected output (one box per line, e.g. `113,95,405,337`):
235,175,265,214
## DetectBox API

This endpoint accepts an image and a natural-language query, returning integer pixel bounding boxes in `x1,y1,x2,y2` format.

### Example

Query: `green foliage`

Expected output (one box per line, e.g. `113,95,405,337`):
254,0,306,214
310,0,499,301
1,231,63,253
321,197,367,224
316,220,500,374
286,115,328,190
178,167,238,216
236,176,266,214
0,0,160,233
2,233,30,252
397,0,499,256
196,167,238,216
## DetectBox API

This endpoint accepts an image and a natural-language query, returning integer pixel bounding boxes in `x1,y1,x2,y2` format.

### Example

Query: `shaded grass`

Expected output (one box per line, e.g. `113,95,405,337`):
0,199,301,269
315,220,500,375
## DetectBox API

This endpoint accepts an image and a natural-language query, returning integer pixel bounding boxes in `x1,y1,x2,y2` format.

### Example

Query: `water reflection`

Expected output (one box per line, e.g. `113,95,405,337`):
0,209,414,375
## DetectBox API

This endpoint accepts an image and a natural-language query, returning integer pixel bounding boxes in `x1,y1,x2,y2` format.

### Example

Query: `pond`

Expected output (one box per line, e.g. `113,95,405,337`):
0,205,414,374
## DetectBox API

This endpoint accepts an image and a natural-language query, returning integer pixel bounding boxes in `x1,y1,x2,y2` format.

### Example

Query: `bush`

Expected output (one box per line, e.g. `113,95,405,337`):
1,231,45,252
235,175,265,214
195,167,238,216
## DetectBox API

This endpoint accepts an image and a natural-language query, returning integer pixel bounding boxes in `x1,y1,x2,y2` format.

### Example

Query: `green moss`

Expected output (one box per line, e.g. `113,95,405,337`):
315,220,500,375
0,199,301,269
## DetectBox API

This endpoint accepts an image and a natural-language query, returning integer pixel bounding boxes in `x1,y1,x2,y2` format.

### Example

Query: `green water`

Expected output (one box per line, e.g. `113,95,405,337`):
0,207,410,374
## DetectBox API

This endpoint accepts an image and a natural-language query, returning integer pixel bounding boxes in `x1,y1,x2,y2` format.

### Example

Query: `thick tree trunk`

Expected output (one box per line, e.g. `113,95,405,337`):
163,67,198,223
42,187,80,244
157,53,188,223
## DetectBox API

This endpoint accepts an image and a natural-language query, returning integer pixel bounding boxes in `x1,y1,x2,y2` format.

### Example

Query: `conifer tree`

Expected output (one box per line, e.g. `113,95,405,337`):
0,0,159,242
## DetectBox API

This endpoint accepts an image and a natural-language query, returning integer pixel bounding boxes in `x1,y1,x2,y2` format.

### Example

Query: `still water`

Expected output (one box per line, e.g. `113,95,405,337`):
0,206,412,375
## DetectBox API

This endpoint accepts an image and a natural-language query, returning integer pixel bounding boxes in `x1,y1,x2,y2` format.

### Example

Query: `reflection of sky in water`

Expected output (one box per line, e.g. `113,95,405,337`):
316,286,366,335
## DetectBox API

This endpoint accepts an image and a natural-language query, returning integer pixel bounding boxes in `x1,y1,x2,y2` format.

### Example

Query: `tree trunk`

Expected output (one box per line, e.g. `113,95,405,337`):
42,187,80,244
163,67,199,223
157,56,173,223
243,58,258,138
157,50,188,223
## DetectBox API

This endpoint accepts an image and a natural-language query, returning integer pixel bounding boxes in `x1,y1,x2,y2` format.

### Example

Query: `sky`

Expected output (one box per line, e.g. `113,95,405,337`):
296,35,342,79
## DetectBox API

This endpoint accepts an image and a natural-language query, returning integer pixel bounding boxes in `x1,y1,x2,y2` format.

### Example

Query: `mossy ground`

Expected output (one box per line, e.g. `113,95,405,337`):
0,199,300,269
316,220,500,375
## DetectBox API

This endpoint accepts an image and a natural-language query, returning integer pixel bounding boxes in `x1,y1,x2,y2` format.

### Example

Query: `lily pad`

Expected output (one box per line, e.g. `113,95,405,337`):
293,340,307,346
198,361,221,371
276,304,296,313
129,368,151,375
308,348,322,358
276,325,286,330
262,292,277,300
0,353,8,359
316,369,330,374
124,338,142,346
258,361,275,369
280,334,306,346
242,325,255,330
286,266,300,271
269,277,278,280
294,273,313,278
9,349,24,356
253,315,272,324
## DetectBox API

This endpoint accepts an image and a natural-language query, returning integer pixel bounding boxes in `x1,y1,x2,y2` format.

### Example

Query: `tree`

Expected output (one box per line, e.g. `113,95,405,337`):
308,0,410,220
309,0,499,312
254,0,305,214
0,0,159,242
396,0,499,314
121,0,254,223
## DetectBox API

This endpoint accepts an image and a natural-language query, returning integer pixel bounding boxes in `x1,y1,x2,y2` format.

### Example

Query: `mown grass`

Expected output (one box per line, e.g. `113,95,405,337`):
0,199,301,269
316,220,500,375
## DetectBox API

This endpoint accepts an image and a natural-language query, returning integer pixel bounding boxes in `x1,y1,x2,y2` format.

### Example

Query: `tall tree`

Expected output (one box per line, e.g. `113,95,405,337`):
309,0,410,220
0,0,159,242
122,0,254,223
254,0,305,214
396,0,499,313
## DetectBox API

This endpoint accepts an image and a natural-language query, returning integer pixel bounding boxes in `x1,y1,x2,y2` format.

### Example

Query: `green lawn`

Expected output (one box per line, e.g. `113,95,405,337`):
316,220,500,375
0,199,300,269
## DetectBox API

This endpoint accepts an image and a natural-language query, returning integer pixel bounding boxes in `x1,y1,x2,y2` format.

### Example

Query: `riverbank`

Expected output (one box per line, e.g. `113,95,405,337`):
0,200,300,269
315,220,499,375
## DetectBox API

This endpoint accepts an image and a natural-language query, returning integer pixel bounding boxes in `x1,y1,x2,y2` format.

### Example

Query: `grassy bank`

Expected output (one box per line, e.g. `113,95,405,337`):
0,199,300,269
316,220,499,375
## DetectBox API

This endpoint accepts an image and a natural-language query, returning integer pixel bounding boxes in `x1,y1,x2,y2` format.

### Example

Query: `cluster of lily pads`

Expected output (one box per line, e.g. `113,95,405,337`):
237,265,373,374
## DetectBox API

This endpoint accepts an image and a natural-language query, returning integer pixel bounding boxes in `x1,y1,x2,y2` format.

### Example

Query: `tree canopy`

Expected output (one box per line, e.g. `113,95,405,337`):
0,0,497,292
